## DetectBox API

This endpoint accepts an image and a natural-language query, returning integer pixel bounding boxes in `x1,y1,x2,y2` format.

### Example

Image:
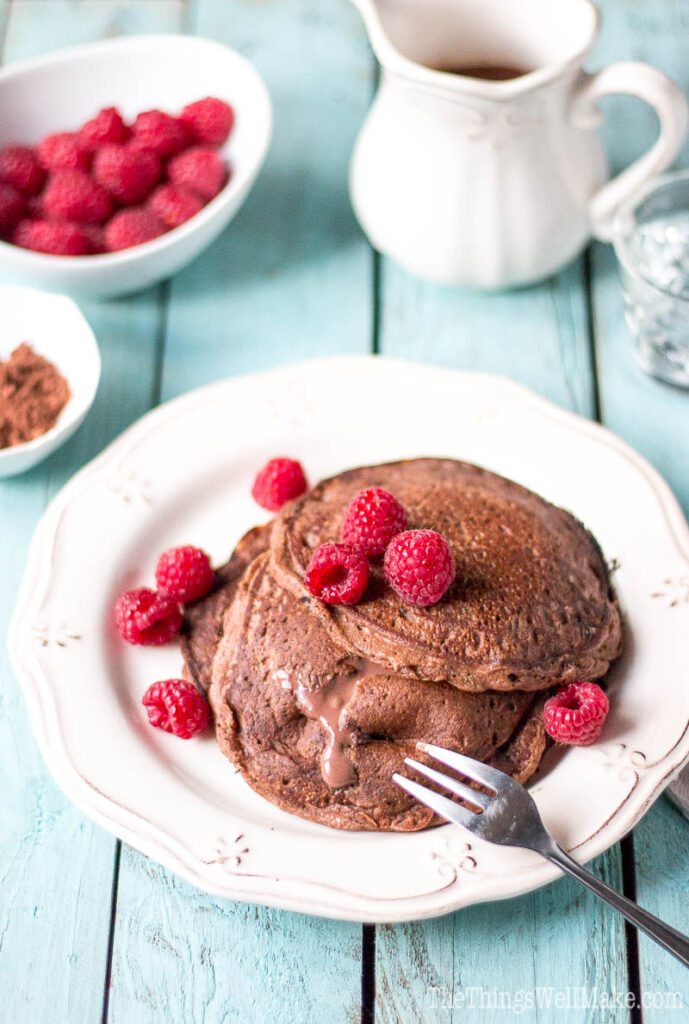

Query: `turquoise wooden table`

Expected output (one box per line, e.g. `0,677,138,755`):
2,1,689,1021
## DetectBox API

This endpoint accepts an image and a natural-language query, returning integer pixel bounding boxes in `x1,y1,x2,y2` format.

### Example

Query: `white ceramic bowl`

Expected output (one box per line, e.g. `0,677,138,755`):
0,36,272,297
0,286,100,476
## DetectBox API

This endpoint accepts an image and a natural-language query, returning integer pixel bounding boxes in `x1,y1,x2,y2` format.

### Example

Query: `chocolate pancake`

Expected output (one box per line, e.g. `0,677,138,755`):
271,459,621,692
209,553,547,831
181,524,271,693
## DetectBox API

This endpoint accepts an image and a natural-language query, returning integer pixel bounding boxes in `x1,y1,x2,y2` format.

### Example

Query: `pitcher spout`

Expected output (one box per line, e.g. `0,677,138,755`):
348,0,400,71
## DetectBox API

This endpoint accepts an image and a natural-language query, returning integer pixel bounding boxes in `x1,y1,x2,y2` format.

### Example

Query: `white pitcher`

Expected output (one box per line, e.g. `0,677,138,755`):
349,0,688,288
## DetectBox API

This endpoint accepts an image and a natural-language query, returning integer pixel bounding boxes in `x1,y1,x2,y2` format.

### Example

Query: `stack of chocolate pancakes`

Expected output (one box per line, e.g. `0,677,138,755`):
182,459,622,831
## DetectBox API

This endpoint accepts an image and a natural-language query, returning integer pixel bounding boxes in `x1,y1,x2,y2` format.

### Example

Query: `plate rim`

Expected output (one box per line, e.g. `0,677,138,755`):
9,355,689,922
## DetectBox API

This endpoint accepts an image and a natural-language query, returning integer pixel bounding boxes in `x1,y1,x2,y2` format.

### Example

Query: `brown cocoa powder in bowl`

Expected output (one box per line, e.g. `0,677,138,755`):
0,343,71,449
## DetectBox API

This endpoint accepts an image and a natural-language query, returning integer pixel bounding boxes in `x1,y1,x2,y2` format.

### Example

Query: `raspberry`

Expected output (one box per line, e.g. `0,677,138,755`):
132,109,190,157
0,183,26,235
80,223,106,254
104,207,167,252
543,682,609,746
168,146,227,201
148,184,203,228
305,543,369,605
142,679,209,739
42,170,112,224
114,587,182,645
384,529,455,606
0,145,45,196
37,132,91,172
125,137,152,157
13,219,91,256
341,487,408,557
92,144,161,205
180,97,235,146
26,196,43,218
80,107,131,150
155,545,215,603
251,457,308,511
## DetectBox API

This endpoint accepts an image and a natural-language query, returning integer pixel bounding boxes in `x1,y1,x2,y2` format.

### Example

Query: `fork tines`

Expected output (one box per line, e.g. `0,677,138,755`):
393,744,506,829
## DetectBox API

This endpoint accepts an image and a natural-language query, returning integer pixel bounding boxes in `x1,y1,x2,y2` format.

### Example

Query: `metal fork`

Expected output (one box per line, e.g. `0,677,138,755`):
394,743,689,967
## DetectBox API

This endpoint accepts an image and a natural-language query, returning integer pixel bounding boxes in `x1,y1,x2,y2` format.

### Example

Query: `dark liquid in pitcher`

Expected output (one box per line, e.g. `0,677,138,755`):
437,64,529,80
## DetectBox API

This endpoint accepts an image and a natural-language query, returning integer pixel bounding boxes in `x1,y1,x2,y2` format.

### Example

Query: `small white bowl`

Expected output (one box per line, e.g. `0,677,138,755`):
0,286,101,476
0,35,272,297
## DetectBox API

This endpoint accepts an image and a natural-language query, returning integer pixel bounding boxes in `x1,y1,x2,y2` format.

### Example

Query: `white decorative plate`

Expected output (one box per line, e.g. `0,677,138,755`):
9,357,689,922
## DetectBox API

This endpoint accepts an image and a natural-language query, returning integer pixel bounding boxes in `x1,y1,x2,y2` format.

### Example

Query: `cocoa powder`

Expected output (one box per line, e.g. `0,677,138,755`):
0,343,71,448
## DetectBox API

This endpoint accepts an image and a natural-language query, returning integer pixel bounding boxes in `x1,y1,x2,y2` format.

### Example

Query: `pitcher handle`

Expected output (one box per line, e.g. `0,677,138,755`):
571,62,688,240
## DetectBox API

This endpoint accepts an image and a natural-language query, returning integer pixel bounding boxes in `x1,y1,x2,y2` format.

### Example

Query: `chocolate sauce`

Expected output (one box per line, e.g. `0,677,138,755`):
275,659,388,788
296,673,359,788
436,64,529,81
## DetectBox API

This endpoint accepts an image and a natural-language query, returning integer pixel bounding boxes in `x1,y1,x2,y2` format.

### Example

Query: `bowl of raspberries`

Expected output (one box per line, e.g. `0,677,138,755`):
0,35,272,296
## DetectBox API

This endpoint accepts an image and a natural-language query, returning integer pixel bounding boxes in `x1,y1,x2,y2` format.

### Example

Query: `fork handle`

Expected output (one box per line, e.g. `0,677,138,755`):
546,843,689,968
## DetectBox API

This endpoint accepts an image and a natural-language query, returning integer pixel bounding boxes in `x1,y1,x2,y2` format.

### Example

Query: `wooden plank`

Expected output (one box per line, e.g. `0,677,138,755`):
4,0,184,57
589,0,689,1015
110,846,363,1024
378,261,595,416
589,0,689,510
376,266,629,1014
0,295,163,1024
0,4,181,1023
630,800,689,1018
160,0,373,397
0,0,8,52
0,297,167,1016
105,2,372,1022
377,851,627,1024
